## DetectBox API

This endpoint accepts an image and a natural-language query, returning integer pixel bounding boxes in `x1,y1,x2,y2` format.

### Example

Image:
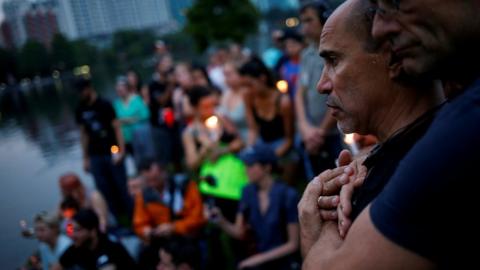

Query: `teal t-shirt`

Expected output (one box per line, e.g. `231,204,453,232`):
113,94,150,143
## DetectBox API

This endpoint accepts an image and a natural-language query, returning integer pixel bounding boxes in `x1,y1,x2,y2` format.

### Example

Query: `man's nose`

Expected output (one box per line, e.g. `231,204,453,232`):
316,69,332,95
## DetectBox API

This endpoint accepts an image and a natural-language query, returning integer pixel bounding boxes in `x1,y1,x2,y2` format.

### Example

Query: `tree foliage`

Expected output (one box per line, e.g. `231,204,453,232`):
18,40,50,77
110,30,156,71
51,33,75,71
185,0,260,51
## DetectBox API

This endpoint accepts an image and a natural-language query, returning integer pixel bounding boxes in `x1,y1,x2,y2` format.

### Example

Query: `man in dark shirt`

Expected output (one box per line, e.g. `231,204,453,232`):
299,0,480,268
75,78,132,224
56,209,136,270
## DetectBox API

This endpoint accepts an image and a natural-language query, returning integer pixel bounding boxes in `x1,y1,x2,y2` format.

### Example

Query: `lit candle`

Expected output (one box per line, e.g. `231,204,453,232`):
344,133,359,155
111,145,120,162
205,115,220,141
276,80,289,93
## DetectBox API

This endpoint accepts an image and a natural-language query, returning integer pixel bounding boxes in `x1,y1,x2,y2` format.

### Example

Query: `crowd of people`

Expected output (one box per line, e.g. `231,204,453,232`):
21,0,480,268
22,2,346,269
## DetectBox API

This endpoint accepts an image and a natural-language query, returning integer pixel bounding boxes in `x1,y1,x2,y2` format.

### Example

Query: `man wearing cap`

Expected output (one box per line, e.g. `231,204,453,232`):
208,145,299,270
54,209,136,270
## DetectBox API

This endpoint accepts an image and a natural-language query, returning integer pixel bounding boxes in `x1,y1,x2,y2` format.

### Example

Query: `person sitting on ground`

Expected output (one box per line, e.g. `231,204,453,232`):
207,144,300,270
54,209,136,270
34,211,72,270
156,237,201,270
133,159,205,269
58,173,110,233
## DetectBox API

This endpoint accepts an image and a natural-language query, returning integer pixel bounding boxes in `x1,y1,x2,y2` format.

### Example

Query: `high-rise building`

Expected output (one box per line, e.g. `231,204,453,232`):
169,0,193,25
56,0,174,40
0,21,15,49
110,0,172,30
2,0,29,47
23,2,59,48
251,0,298,12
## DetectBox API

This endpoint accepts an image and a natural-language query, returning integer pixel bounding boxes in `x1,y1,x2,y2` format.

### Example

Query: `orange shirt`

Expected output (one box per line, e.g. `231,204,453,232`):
133,181,205,241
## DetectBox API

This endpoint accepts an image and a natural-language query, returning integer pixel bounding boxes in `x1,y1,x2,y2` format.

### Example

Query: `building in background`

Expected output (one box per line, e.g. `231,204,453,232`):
251,0,299,12
57,0,174,40
2,0,177,47
169,0,193,25
1,20,15,49
2,0,29,47
23,1,59,48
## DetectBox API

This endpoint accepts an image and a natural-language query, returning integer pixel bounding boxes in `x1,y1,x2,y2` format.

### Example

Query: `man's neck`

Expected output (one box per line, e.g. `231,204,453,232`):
88,233,99,251
374,81,445,142
307,37,320,47
88,92,98,106
46,235,58,249
258,175,273,191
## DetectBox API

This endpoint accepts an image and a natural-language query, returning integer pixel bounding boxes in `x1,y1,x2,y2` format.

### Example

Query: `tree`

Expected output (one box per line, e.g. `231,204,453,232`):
185,0,260,51
51,33,75,71
18,40,50,77
0,48,17,82
111,30,156,70
71,39,97,67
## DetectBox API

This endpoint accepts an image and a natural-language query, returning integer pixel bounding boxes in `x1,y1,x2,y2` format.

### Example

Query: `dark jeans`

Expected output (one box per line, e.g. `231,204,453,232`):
89,155,132,223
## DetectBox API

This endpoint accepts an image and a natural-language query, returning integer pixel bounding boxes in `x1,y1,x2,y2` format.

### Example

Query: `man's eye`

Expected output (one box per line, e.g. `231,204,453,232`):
326,56,338,66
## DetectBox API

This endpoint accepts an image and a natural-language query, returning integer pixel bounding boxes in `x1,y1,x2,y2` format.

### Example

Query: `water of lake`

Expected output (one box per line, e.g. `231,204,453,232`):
0,79,115,269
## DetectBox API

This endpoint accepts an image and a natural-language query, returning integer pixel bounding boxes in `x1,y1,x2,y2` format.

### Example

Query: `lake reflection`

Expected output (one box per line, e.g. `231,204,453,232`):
0,80,113,268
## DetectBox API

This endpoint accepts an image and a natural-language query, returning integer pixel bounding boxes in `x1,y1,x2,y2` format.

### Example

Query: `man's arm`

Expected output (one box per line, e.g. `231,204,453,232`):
172,181,206,235
298,167,348,257
112,119,125,164
295,84,309,133
132,193,153,241
79,126,90,172
303,206,435,270
239,223,299,269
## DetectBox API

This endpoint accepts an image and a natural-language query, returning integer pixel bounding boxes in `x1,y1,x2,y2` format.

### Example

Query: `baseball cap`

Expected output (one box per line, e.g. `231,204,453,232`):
239,144,277,166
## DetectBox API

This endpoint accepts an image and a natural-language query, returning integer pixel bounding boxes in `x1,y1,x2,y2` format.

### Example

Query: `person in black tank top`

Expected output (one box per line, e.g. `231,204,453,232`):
239,57,298,185
239,57,295,159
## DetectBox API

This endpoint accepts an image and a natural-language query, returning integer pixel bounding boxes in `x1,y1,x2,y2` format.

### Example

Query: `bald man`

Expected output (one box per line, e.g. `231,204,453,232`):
298,0,450,268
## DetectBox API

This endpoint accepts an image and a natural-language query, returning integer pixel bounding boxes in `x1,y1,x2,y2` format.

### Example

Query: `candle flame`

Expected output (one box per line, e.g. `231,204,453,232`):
205,115,219,129
276,80,288,93
110,145,119,154
344,133,355,145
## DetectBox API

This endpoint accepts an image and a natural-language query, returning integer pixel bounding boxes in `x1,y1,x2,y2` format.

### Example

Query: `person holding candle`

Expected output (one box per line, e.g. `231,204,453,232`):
182,86,248,219
182,85,249,269
74,77,132,226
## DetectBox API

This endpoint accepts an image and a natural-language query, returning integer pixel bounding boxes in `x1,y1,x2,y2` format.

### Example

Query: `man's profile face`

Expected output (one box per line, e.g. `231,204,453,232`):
370,0,477,77
143,164,165,188
316,6,391,135
79,87,92,103
34,221,55,243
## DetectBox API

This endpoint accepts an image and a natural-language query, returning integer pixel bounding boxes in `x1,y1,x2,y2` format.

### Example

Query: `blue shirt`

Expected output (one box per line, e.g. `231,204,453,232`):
38,234,72,270
370,78,480,268
238,181,298,252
